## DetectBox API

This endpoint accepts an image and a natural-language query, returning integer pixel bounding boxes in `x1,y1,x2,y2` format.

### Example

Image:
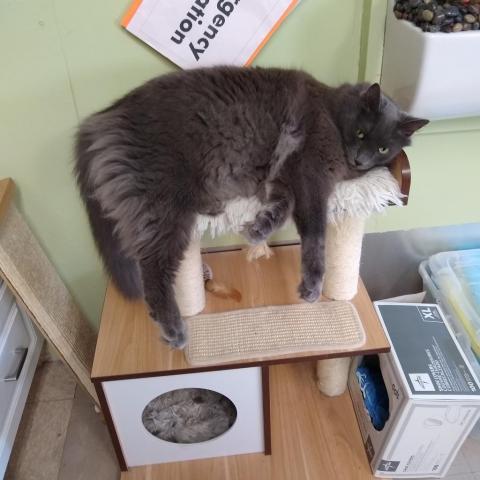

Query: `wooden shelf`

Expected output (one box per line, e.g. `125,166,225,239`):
90,156,408,478
120,361,376,480
92,245,390,381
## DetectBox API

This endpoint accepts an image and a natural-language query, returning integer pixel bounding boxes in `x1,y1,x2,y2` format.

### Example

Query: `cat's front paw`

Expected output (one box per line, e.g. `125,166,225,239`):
243,220,269,245
298,280,322,303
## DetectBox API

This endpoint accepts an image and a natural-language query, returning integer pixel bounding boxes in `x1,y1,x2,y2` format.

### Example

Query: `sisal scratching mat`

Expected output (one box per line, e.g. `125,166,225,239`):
0,195,98,404
185,301,365,366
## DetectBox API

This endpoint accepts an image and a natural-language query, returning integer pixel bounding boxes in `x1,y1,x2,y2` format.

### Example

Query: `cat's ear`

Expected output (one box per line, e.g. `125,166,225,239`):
361,83,381,112
399,116,429,137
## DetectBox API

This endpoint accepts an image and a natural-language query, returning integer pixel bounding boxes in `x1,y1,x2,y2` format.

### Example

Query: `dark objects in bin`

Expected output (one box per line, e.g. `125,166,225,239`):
356,355,390,431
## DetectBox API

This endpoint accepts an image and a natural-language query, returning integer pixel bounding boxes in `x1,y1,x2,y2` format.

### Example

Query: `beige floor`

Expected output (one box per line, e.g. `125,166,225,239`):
5,361,480,480
5,360,119,480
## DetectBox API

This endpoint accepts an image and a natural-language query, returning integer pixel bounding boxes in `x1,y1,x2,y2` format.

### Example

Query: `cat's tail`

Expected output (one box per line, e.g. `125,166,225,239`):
74,116,143,299
84,195,143,299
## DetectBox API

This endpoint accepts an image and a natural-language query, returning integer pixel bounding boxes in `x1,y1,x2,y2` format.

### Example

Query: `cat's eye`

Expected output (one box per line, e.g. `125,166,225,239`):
378,146,389,154
356,129,365,139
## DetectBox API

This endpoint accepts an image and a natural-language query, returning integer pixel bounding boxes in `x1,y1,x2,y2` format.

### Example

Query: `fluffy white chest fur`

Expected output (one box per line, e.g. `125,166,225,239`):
194,167,404,239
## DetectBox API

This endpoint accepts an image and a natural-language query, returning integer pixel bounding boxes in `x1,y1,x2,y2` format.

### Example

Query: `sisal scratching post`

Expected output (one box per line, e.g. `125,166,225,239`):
191,167,403,390
186,302,365,366
174,237,205,317
316,168,404,397
323,216,366,301
0,197,98,404
316,357,353,397
316,216,365,397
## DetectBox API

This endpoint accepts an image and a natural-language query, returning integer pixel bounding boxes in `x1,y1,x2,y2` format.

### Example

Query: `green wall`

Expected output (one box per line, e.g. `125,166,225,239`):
1,0,479,329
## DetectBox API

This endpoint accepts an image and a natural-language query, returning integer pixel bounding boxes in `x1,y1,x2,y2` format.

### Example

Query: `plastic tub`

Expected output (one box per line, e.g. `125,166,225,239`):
422,250,480,358
419,249,480,439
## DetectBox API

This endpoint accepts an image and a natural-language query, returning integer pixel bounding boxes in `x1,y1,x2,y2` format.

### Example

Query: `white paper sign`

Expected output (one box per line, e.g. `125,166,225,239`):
122,0,300,69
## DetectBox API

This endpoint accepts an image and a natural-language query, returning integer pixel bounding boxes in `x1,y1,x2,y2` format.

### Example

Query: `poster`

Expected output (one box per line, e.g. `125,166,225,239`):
122,0,300,69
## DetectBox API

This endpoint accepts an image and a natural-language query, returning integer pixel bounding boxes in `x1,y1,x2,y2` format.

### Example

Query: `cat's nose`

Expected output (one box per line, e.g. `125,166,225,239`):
355,159,366,168
354,156,371,170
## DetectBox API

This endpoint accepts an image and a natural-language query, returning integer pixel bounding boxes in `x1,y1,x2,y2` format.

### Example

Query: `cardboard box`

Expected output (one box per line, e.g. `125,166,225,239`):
349,302,480,478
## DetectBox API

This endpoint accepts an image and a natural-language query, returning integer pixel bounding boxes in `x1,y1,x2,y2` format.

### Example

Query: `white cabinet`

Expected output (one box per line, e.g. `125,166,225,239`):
0,281,43,479
102,367,265,467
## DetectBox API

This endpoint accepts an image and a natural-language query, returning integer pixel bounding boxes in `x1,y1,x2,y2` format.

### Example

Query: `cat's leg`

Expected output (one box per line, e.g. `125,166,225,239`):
297,232,325,303
244,182,292,244
140,257,186,348
138,217,195,349
292,190,328,303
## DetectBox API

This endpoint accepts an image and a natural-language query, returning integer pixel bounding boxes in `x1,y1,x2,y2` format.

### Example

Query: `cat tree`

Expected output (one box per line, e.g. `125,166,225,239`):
0,163,409,476
173,157,408,396
91,153,410,475
92,247,392,473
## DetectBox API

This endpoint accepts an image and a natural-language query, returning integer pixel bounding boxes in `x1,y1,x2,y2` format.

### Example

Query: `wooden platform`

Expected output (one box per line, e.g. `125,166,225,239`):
120,361,376,480
92,245,391,479
92,245,389,381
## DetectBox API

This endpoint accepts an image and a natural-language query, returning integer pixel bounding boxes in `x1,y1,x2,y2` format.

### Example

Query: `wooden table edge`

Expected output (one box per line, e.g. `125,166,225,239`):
91,344,390,382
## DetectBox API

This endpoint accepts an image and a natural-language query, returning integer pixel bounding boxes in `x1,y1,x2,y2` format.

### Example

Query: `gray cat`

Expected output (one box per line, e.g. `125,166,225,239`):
74,66,428,348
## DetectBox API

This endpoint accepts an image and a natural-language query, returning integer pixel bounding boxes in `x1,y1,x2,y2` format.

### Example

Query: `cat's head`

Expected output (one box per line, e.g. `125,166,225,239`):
339,83,428,171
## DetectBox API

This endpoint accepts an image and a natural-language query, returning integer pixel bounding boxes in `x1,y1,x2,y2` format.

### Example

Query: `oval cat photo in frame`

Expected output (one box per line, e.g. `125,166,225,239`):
141,388,237,444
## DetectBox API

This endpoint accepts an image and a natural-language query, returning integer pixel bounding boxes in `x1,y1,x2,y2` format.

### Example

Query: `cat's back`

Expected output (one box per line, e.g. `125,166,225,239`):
110,67,312,176
116,67,311,122
140,66,307,100
75,67,321,206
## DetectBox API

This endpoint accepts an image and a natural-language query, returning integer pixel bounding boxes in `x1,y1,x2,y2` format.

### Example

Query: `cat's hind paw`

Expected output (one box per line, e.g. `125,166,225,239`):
158,319,188,349
298,280,322,303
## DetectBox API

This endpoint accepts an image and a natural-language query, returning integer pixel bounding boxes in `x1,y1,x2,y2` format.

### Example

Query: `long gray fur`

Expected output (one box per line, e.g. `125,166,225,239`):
74,66,428,348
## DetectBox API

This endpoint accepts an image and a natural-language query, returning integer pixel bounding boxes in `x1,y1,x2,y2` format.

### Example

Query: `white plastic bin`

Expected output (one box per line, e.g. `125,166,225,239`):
419,249,480,439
